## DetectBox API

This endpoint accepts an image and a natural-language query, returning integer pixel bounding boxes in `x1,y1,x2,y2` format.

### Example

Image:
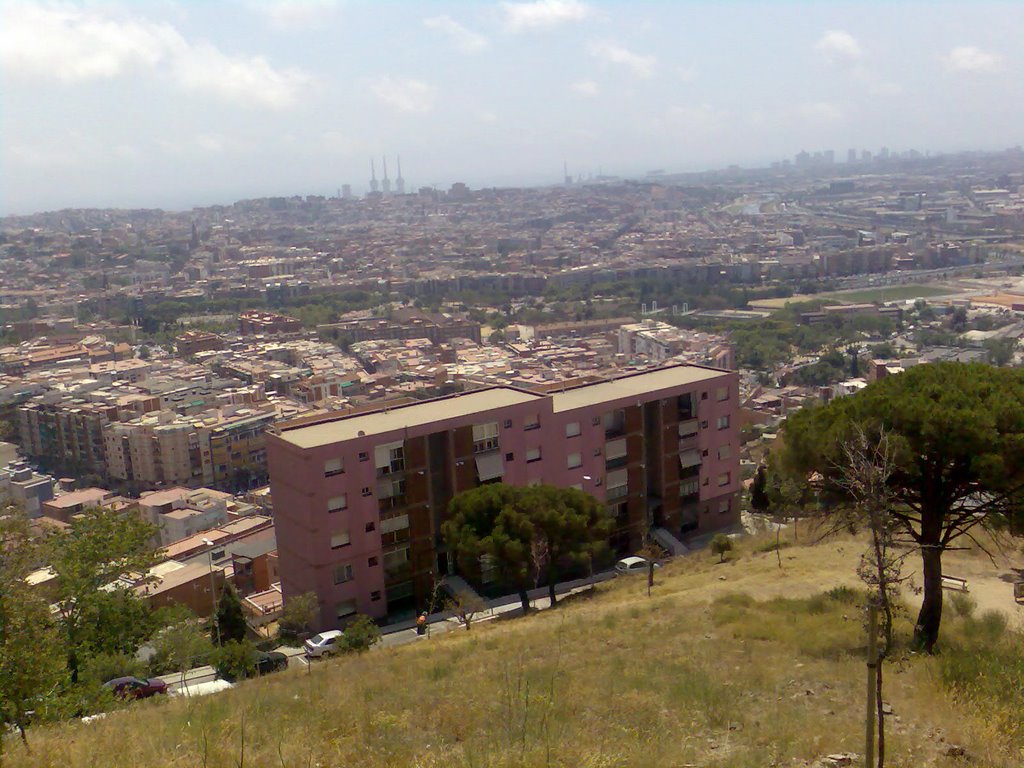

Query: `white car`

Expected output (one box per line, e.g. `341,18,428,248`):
614,556,661,576
304,629,343,658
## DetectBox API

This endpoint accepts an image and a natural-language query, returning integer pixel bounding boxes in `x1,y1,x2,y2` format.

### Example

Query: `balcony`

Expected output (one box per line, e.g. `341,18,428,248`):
678,419,699,439
680,449,702,469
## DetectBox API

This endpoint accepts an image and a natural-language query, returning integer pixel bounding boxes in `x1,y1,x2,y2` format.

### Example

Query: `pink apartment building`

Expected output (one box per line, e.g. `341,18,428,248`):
266,364,740,630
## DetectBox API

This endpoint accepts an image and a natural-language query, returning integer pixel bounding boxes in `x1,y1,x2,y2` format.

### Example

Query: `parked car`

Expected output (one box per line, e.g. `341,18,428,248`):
614,556,661,576
304,629,344,658
102,676,168,699
255,651,289,675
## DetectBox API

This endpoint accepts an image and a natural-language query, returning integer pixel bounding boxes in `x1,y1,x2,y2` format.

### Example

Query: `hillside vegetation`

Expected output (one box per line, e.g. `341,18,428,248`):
6,532,1023,768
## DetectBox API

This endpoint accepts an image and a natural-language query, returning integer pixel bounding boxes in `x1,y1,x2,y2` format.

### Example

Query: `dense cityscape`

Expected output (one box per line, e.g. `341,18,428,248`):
5,142,1024,762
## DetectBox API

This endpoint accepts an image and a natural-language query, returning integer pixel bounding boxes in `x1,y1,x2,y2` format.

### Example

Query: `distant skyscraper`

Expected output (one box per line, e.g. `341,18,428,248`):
862,149,873,163
879,146,890,161
381,156,391,194
564,159,572,185
369,158,379,194
823,149,835,164
847,148,857,163
395,156,405,195
341,184,352,200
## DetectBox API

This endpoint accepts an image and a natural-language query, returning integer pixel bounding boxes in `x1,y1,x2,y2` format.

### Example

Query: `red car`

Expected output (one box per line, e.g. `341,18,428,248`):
102,676,168,699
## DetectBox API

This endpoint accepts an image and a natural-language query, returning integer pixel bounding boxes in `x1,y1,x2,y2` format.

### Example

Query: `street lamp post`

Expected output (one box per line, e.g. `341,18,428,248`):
202,538,221,646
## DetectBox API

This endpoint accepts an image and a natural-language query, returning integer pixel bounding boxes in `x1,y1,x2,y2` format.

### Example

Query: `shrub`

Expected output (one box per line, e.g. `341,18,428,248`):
211,640,258,681
78,651,144,686
825,585,862,605
341,614,381,653
710,534,734,563
964,610,1008,643
948,591,977,619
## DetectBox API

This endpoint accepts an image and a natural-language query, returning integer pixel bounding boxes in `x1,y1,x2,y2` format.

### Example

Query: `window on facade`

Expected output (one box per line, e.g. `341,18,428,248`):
336,600,356,620
472,422,500,453
567,452,582,469
505,452,514,462
717,472,730,487
526,447,541,463
717,415,730,430
368,556,378,567
701,391,708,400
365,521,376,532
375,441,405,475
524,415,540,430
719,499,730,514
361,486,372,497
680,478,700,498
370,590,381,601
591,416,601,426
678,392,696,420
333,563,353,584
716,387,729,402
377,477,406,500
718,445,731,460
382,546,410,572
324,457,344,477
565,421,581,438
503,419,512,429
603,409,625,436
330,530,350,549
358,451,368,462
327,494,347,513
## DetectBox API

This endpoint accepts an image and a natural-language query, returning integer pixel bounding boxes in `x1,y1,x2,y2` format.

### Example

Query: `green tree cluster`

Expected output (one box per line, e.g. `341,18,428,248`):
442,484,612,613
779,362,1024,652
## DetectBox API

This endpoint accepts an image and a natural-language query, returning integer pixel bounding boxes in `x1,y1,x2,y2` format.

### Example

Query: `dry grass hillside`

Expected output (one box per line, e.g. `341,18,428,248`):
7,529,1024,768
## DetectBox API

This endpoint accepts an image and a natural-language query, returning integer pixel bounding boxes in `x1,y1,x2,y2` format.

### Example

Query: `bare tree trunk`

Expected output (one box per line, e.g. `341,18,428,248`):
876,653,885,768
548,581,557,607
518,589,530,615
914,546,943,653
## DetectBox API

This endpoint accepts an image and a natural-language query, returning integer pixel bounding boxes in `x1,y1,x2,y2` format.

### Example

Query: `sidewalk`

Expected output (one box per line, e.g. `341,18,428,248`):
378,570,616,649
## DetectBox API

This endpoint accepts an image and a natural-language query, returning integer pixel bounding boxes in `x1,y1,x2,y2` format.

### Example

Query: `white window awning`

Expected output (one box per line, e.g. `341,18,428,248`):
475,452,504,482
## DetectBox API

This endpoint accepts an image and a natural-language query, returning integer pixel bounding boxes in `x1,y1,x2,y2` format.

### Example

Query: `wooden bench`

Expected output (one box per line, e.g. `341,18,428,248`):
941,575,969,592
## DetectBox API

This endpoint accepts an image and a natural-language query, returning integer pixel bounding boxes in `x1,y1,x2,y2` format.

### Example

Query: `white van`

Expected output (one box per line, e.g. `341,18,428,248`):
304,629,344,658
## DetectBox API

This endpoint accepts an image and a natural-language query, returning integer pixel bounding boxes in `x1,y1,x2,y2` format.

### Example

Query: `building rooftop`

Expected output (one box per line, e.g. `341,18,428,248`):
276,387,544,448
550,364,728,413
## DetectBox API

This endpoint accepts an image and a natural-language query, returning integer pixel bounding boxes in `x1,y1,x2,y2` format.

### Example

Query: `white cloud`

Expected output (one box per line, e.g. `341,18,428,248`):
0,4,181,81
0,3,308,108
423,15,489,54
571,79,599,96
248,0,340,30
588,41,655,78
371,76,436,113
942,46,1003,74
477,110,499,124
172,43,309,109
502,0,590,31
814,30,863,63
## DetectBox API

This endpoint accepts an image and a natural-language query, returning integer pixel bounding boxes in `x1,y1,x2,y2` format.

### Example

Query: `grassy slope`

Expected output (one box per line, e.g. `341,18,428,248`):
8,535,1022,768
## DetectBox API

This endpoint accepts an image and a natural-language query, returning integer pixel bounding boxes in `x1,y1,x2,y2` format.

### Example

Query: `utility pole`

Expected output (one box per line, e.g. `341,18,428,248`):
203,538,221,646
865,603,878,768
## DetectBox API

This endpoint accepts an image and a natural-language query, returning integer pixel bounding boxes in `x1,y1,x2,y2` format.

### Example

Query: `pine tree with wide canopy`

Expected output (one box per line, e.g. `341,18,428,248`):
779,362,1024,652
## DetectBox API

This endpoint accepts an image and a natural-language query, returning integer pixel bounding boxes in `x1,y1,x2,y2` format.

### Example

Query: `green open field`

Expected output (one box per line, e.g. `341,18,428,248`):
752,283,957,309
6,530,1024,768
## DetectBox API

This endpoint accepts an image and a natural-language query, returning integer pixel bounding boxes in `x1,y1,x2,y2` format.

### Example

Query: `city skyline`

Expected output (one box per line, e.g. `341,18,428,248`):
3,0,1023,215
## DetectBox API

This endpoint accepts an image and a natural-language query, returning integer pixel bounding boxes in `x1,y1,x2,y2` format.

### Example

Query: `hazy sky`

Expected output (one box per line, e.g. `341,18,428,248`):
2,0,1022,215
